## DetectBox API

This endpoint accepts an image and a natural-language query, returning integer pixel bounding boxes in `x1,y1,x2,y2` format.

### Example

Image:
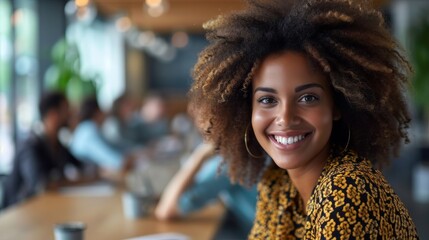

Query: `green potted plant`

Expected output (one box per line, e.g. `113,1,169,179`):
44,38,99,106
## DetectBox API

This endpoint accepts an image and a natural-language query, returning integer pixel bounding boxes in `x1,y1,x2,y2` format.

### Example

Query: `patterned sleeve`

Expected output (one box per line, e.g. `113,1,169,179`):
307,168,418,239
248,171,272,240
249,165,292,240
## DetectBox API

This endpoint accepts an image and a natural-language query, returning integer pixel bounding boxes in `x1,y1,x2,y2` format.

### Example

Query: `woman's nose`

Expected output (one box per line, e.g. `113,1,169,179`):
275,103,299,127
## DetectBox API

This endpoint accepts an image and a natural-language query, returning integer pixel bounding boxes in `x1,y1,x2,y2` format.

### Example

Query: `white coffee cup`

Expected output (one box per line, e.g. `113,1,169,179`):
54,222,86,240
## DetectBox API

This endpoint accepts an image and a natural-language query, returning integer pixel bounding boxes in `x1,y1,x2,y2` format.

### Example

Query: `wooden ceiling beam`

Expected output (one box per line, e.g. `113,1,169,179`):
93,0,390,33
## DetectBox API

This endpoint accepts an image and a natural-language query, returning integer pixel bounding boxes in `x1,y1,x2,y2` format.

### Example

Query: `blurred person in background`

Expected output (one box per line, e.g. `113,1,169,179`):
170,112,203,158
138,93,170,144
69,96,136,181
102,93,171,148
1,91,85,210
102,93,141,152
103,92,173,150
134,93,186,161
155,142,257,239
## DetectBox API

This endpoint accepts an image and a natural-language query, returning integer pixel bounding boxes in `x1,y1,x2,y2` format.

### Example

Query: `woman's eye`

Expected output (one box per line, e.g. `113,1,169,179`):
299,94,319,103
257,96,276,105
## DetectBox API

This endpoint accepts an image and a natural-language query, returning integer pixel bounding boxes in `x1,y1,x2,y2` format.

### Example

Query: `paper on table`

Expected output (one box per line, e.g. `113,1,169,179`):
124,232,190,240
59,182,115,197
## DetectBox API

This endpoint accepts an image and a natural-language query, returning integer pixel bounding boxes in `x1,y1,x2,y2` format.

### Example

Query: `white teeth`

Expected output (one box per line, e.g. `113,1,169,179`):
274,134,306,145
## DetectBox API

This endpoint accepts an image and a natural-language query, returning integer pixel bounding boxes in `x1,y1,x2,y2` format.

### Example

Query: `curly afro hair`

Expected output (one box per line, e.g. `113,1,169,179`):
188,0,412,185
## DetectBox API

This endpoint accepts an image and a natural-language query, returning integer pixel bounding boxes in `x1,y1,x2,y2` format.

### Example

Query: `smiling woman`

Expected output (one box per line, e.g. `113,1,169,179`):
251,52,338,206
188,0,418,239
252,52,337,174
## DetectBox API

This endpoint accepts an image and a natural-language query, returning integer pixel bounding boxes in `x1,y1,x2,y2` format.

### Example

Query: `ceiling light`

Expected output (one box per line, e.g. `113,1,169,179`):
146,0,162,8
147,5,165,18
75,0,89,8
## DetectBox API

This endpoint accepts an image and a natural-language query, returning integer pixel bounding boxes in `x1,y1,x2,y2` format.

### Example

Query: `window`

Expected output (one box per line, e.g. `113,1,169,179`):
0,0,39,174
0,0,14,173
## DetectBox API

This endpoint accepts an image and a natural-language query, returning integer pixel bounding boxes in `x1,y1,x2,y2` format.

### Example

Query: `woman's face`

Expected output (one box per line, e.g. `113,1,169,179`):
251,51,339,171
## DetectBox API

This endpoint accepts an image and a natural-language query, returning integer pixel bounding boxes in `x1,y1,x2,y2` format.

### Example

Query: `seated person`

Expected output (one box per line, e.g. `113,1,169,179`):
102,93,140,152
155,143,257,237
135,93,170,145
170,112,203,156
1,91,85,209
70,96,135,179
102,93,172,154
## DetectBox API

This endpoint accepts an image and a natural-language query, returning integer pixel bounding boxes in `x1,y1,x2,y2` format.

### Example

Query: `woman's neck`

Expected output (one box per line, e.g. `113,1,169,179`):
287,146,330,209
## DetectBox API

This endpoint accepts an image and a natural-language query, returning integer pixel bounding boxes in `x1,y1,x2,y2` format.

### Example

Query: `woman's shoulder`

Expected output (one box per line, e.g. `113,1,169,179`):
317,149,391,197
309,149,405,220
307,150,418,239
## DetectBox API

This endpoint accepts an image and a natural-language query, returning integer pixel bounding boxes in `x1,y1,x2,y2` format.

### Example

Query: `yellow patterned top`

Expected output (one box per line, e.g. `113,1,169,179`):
248,148,418,239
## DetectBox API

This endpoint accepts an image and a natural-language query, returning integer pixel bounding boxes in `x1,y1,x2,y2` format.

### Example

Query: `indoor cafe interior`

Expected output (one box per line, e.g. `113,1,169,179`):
0,0,428,239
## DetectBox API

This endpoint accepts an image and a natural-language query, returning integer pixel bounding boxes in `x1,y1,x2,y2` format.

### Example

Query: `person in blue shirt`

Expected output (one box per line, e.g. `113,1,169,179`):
155,143,257,237
70,96,136,179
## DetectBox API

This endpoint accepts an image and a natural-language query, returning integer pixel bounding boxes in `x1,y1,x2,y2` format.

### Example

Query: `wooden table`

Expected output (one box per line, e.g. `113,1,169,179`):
0,190,225,240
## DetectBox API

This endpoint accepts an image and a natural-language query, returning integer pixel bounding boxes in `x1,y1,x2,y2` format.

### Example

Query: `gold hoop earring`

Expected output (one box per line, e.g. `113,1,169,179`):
244,125,264,158
342,127,351,154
